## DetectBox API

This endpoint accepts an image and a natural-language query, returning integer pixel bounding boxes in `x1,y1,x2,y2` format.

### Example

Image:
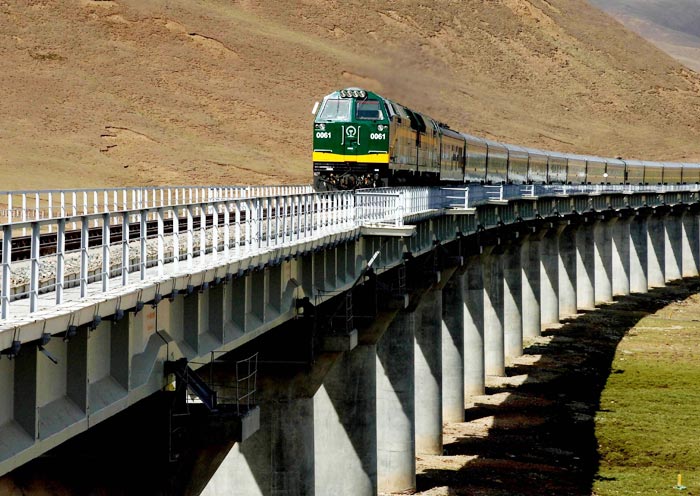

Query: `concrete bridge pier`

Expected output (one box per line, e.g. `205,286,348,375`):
203,395,315,496
558,224,578,319
414,288,443,455
576,219,595,310
630,213,649,293
199,338,378,496
316,344,378,495
503,244,523,360
647,213,666,288
441,275,465,423
540,226,561,328
682,209,700,277
612,215,631,297
521,233,542,339
594,217,614,305
664,211,683,283
483,249,505,377
377,310,416,493
463,257,485,396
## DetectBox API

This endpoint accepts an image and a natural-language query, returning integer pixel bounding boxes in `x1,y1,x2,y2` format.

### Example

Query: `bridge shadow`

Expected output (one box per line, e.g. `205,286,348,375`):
417,277,700,496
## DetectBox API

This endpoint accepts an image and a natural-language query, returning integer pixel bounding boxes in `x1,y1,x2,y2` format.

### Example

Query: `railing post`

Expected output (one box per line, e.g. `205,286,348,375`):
80,217,89,298
172,207,180,270
2,225,12,319
140,210,147,281
234,201,241,256
282,196,288,245
102,213,111,292
157,208,165,277
223,203,230,258
28,222,40,312
122,213,130,286
56,218,65,304
187,205,194,268
199,203,206,263
212,204,219,261
256,198,262,250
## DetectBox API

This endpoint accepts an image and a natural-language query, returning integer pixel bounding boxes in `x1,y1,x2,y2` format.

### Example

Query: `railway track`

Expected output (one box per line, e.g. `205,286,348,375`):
1,214,223,263
0,203,318,262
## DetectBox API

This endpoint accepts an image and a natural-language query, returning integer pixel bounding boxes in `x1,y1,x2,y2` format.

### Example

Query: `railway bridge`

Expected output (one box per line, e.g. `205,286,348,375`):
0,183,698,494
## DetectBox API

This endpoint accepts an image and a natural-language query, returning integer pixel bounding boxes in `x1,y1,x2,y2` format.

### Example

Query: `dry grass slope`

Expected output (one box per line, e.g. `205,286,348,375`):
1,0,700,190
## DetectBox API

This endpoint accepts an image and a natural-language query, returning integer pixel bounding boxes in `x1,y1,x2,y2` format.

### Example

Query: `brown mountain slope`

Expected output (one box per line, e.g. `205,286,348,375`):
2,0,700,190
588,0,700,73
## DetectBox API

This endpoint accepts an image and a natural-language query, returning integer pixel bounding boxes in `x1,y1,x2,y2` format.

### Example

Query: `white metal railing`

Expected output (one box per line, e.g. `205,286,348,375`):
0,185,313,228
355,190,403,226
1,182,698,322
0,189,350,320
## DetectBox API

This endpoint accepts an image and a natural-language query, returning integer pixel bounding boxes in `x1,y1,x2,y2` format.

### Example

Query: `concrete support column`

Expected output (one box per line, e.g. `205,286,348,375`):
377,311,415,493
647,214,666,288
665,213,683,282
612,216,631,296
483,251,505,377
576,221,595,310
682,211,700,277
442,276,465,423
463,258,485,396
540,228,560,328
201,396,315,496
205,343,378,496
629,214,648,293
594,218,613,304
414,290,443,455
503,245,523,360
317,345,378,495
521,235,541,339
558,226,577,319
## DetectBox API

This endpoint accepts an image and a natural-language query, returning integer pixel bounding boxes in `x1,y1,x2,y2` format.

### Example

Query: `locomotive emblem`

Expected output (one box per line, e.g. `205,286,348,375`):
345,126,357,138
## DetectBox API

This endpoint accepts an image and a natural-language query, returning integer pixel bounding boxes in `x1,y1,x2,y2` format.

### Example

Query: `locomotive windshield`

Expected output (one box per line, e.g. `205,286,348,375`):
355,100,383,120
318,99,352,121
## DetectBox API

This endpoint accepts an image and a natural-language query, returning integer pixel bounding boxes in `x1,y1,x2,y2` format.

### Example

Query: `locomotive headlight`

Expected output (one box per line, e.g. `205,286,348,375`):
377,125,385,131
318,123,325,130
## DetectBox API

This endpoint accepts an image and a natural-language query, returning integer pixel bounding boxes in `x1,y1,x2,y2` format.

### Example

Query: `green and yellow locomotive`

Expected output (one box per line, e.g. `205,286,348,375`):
313,88,699,189
312,88,460,190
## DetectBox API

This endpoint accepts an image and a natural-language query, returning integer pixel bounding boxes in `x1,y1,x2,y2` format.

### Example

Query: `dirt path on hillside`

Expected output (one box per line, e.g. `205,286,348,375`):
398,278,700,496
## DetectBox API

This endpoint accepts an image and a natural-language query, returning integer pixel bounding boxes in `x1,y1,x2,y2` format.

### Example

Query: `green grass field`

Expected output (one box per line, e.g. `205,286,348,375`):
594,301,700,495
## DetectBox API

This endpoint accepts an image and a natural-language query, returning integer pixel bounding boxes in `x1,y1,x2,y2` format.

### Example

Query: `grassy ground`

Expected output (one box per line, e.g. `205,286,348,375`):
594,297,700,495
413,278,700,496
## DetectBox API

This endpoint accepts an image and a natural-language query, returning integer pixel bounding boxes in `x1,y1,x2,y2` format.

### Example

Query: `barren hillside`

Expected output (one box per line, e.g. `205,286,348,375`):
589,0,700,72
2,0,700,190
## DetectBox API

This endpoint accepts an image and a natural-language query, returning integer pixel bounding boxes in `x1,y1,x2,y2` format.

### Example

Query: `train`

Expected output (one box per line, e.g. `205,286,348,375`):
312,87,700,190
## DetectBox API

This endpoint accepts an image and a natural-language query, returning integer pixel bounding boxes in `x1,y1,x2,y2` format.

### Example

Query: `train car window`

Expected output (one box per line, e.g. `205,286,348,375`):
318,99,352,121
356,100,383,120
